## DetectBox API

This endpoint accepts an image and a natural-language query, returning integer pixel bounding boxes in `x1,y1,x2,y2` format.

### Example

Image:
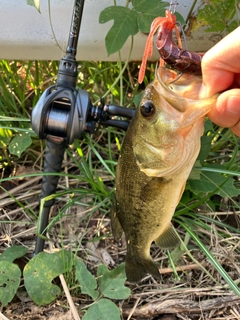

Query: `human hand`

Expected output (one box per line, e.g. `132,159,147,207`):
200,26,240,136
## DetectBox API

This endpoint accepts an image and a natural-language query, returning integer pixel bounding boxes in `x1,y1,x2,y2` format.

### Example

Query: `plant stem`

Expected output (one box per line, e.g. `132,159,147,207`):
118,51,123,106
93,36,134,105
126,0,131,7
184,0,198,27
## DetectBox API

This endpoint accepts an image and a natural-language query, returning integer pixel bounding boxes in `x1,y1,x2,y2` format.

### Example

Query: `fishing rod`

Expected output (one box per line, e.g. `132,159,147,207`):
31,0,135,255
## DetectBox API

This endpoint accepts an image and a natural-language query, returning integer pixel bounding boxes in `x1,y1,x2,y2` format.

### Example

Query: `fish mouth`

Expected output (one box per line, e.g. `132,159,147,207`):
141,138,176,153
137,138,178,168
155,67,203,112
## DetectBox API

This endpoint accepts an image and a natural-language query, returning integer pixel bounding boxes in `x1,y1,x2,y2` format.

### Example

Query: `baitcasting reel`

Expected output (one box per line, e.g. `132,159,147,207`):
31,0,135,254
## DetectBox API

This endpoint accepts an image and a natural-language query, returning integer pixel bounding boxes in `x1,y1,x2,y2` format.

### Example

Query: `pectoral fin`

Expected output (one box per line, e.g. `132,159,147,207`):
111,196,123,241
155,224,180,249
140,177,171,203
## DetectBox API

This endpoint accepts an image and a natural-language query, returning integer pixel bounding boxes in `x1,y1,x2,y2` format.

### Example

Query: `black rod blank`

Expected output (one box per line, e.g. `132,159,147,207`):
67,0,85,56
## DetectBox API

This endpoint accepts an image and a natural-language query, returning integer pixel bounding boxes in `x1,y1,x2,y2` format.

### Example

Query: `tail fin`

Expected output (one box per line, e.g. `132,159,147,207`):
125,254,160,283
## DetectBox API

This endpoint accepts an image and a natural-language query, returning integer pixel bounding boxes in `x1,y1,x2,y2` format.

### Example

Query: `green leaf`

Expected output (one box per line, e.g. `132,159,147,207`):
82,299,121,320
137,6,166,33
23,250,73,305
75,260,99,300
133,92,143,107
132,0,168,12
0,246,27,263
132,0,168,33
0,261,21,307
197,135,212,166
174,12,185,26
132,0,184,33
99,6,138,56
137,10,185,34
204,119,214,133
189,166,239,198
97,263,131,299
9,132,32,157
26,0,41,13
194,0,237,33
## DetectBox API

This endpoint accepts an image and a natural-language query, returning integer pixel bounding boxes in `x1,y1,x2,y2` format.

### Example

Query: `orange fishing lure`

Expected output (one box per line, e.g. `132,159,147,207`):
138,10,203,84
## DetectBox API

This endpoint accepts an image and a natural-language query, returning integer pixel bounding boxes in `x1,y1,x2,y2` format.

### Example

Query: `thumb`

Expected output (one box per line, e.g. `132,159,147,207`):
208,89,240,127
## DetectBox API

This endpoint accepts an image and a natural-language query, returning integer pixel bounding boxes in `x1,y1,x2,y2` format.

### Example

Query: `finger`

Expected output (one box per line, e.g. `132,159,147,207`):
231,122,240,136
208,89,240,128
201,27,240,96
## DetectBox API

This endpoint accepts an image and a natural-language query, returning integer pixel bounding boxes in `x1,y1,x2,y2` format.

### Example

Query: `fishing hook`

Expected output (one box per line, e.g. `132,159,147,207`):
155,62,183,85
175,21,188,50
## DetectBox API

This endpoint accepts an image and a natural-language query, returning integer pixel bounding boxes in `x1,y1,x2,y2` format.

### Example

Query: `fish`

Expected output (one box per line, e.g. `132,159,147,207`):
112,67,218,282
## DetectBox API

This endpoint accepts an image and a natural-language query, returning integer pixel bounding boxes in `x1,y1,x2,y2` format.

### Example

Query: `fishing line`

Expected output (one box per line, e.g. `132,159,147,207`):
176,21,188,50
169,0,179,14
48,0,75,60
48,0,64,54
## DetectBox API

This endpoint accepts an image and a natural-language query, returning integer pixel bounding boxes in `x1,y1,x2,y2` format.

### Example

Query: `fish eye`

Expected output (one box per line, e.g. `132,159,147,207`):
140,101,155,117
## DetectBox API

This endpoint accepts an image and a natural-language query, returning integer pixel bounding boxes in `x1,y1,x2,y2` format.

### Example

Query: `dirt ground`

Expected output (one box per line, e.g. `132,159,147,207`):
1,162,240,320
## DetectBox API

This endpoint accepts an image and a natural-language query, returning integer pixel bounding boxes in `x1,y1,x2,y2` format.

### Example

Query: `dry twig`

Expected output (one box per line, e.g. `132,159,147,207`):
0,312,10,320
48,243,80,320
122,296,240,318
159,262,208,274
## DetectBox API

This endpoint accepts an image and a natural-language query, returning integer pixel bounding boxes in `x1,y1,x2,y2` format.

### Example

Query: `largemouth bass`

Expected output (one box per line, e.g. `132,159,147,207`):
112,67,217,282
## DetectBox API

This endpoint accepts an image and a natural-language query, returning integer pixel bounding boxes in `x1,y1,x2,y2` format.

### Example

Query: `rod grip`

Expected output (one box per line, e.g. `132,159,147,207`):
41,140,67,207
34,140,66,255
